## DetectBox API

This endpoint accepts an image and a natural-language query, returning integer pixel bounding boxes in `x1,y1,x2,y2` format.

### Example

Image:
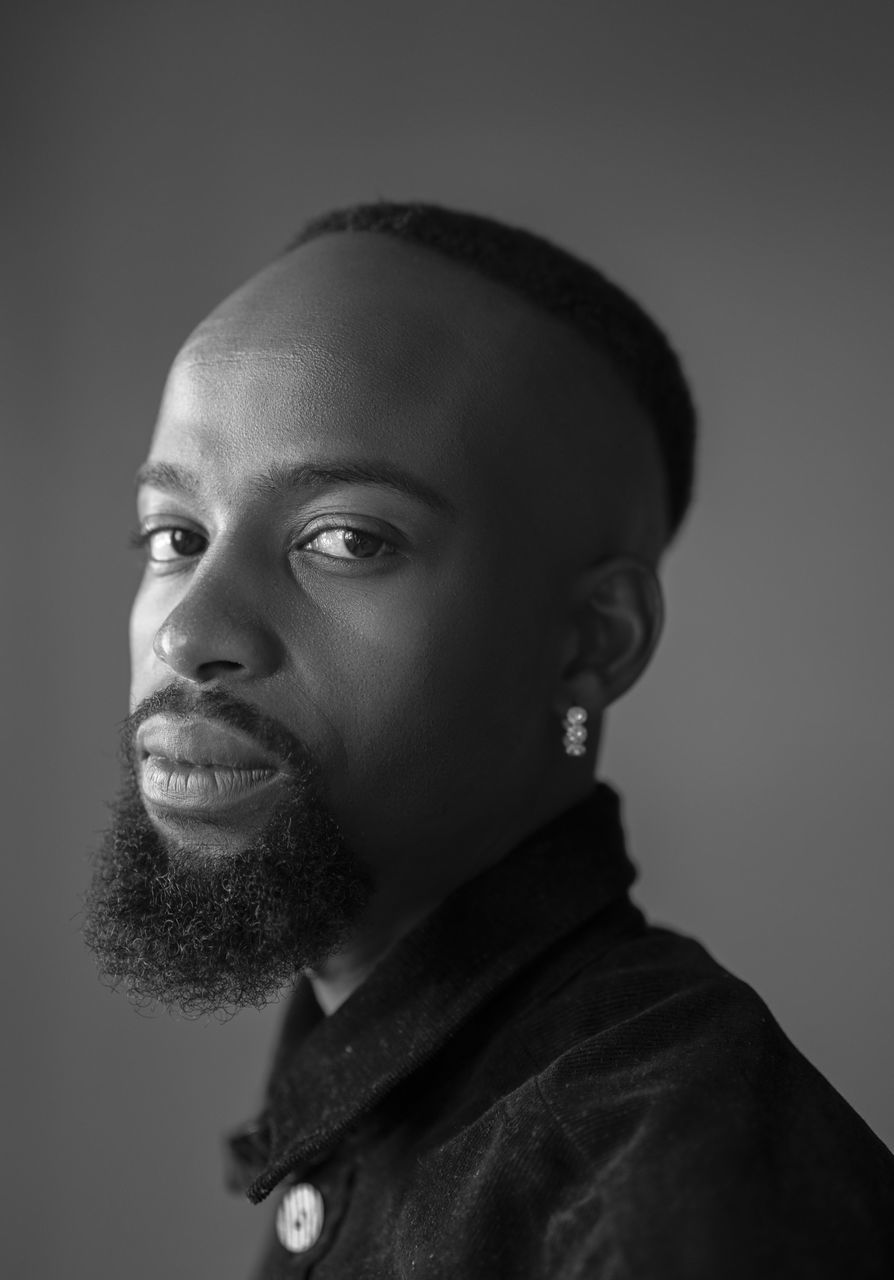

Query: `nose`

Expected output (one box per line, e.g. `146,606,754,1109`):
151,564,283,684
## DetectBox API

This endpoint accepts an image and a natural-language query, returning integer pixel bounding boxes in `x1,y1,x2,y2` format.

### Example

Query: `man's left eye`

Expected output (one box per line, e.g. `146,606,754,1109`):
302,528,395,560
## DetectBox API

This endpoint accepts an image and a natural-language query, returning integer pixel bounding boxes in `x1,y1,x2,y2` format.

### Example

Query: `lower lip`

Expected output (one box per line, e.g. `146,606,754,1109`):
139,755,283,816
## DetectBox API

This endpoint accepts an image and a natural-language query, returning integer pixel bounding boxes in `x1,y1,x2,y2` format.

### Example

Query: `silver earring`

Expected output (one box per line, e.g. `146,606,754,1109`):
562,706,588,757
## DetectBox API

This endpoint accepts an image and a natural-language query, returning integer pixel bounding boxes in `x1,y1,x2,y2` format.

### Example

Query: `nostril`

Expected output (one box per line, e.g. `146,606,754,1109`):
196,660,247,680
151,597,283,680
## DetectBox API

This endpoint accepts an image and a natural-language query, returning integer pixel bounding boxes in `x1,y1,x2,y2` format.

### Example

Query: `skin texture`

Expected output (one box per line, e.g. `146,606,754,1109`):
130,232,666,1010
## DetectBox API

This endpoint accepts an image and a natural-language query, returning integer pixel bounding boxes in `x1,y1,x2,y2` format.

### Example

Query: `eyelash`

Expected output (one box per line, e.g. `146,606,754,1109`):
296,521,398,558
129,526,175,548
128,523,399,562
128,524,206,552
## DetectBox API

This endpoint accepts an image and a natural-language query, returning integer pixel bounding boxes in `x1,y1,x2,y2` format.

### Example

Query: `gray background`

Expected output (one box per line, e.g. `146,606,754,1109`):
4,2,893,1276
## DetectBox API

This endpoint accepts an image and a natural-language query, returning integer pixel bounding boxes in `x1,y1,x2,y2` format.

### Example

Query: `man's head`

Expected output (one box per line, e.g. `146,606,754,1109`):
84,201,696,1015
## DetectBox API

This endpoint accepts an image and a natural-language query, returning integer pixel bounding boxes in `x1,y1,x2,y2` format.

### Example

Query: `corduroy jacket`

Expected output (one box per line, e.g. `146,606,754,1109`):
227,785,894,1278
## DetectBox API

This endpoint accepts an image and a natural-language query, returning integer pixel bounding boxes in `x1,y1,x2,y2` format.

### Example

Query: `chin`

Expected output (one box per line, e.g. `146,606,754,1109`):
82,765,373,1018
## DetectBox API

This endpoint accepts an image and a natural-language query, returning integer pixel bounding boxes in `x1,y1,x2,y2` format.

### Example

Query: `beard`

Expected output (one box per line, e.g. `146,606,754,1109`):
82,685,373,1019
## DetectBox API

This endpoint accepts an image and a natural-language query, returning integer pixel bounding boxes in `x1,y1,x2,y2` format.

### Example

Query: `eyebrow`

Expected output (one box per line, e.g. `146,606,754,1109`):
134,458,457,518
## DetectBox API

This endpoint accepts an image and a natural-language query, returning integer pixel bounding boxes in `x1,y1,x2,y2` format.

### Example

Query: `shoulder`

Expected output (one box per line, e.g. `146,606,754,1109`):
511,922,894,1277
527,922,789,1119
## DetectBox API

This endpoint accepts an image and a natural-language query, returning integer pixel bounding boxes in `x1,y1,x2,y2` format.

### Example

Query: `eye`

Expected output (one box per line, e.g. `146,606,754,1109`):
301,526,396,560
132,526,208,563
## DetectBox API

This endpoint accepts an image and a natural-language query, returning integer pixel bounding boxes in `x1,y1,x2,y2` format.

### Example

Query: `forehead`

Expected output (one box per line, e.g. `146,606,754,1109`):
147,232,657,548
185,232,500,378
154,235,505,478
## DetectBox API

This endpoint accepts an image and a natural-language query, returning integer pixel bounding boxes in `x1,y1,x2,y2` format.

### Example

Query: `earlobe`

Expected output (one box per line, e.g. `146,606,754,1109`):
561,557,664,711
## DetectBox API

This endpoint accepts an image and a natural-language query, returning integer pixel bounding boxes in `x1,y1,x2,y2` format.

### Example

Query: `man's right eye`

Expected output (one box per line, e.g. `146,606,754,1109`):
131,526,208,563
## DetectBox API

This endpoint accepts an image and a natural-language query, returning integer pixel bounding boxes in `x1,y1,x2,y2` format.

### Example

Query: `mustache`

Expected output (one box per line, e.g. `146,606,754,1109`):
122,685,314,772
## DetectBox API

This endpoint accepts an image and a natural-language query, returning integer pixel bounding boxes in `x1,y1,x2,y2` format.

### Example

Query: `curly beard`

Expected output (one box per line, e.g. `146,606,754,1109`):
82,686,373,1019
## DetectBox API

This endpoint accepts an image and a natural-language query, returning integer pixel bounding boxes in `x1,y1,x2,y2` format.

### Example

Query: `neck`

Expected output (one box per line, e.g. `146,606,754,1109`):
305,891,438,1014
305,774,600,1013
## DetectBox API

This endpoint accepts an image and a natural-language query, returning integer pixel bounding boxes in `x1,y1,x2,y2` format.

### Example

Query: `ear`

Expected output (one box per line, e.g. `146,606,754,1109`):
559,557,665,713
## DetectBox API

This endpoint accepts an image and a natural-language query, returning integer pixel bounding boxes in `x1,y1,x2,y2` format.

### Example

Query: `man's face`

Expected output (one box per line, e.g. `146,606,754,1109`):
87,232,657,1013
130,235,603,874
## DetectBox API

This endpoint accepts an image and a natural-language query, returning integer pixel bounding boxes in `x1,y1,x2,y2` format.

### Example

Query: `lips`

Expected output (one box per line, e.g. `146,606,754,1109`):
136,715,285,816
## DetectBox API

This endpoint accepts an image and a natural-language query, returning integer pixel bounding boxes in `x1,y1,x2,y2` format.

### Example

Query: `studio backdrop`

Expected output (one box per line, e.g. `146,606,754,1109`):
4,3,893,1277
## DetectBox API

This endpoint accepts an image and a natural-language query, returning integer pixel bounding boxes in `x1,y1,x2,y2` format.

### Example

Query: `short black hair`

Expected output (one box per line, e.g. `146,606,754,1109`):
287,201,696,543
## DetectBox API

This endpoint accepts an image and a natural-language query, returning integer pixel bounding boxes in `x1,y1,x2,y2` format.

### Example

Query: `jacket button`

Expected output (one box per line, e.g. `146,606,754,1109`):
275,1183,325,1253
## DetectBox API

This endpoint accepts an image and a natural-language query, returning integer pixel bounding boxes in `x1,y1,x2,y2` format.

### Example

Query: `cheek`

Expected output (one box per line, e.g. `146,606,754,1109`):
297,561,559,797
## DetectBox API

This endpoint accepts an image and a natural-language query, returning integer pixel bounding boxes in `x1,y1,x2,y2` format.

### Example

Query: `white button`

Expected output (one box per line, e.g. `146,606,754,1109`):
276,1183,325,1253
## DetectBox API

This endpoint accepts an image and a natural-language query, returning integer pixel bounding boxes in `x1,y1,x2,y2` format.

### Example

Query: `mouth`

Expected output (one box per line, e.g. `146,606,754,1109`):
136,714,286,817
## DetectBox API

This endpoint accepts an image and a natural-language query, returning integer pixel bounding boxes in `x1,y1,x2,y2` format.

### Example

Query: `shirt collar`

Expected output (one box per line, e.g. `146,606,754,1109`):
229,782,636,1203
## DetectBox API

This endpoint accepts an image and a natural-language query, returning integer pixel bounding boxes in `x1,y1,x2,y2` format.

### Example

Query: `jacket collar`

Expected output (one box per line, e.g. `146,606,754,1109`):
228,782,636,1203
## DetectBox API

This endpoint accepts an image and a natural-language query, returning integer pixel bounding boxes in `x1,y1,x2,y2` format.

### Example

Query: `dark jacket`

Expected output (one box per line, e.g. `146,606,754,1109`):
227,785,894,1278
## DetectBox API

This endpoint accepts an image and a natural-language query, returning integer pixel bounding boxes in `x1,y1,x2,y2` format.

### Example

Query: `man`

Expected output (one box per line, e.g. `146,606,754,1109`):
84,202,894,1277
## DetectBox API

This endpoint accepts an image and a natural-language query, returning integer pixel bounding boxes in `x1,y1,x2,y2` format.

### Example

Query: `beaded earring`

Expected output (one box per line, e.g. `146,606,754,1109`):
562,706,588,757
